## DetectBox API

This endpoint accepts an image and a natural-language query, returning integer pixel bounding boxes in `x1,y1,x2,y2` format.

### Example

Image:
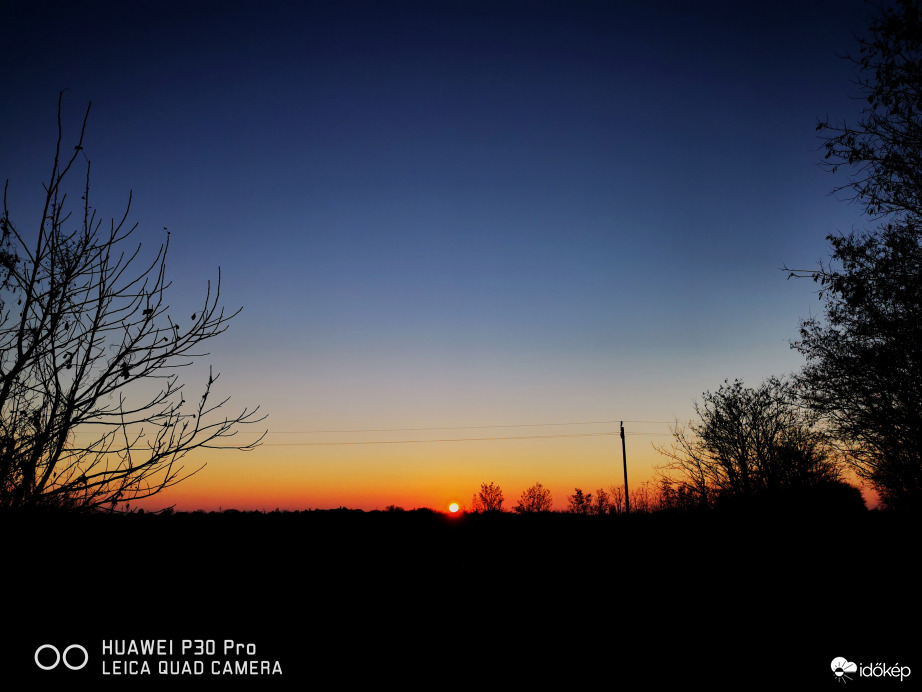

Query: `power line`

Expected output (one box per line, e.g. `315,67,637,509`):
265,419,673,434
262,430,670,446
69,419,674,444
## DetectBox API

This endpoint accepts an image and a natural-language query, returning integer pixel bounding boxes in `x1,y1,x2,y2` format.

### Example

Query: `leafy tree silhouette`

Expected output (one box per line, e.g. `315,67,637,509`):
816,0,922,219
791,0,922,510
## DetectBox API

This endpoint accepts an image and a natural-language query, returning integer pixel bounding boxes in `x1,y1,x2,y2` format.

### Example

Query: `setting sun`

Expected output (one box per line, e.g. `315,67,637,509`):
448,503,459,513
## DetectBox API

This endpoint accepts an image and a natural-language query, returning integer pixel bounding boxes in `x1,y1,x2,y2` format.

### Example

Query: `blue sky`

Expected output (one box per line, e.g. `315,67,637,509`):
0,0,877,509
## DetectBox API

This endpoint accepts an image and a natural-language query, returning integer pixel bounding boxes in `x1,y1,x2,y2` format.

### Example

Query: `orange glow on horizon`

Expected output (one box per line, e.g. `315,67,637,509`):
130,434,664,513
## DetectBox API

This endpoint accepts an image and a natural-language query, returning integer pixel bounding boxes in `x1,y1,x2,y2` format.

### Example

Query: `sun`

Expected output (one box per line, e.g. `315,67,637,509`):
448,502,460,513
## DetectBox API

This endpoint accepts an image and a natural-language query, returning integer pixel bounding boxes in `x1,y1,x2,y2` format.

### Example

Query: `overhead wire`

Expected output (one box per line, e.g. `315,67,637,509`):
72,418,674,445
258,419,673,445
265,419,674,434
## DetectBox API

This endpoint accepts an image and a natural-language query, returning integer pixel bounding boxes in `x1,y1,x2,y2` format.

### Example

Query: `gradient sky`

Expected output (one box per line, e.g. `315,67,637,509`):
1,0,877,510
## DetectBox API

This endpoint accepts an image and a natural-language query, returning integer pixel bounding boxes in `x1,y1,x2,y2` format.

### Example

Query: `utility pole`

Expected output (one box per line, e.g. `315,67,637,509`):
621,421,630,515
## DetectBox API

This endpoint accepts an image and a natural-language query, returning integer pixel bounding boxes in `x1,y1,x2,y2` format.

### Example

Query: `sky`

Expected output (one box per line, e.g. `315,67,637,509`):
0,0,878,511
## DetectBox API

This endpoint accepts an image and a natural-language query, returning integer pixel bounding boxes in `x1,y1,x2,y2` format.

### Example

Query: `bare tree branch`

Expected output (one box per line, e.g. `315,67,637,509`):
0,92,266,511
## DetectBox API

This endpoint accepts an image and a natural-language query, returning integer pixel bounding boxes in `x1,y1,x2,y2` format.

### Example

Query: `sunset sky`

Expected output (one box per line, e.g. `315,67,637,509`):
1,0,875,510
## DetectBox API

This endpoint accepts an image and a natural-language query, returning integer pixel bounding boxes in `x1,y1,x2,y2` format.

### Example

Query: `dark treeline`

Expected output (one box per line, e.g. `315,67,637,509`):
8,500,918,687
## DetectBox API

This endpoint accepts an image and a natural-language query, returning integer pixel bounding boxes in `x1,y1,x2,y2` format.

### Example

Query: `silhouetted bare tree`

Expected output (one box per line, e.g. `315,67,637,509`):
591,487,610,515
513,482,553,513
0,94,265,511
656,477,701,513
567,488,592,515
470,481,504,512
607,484,626,514
629,481,656,514
655,378,843,508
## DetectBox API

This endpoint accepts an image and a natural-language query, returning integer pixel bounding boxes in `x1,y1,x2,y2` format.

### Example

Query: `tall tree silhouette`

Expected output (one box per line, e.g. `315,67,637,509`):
816,0,922,219
0,94,265,511
793,0,922,509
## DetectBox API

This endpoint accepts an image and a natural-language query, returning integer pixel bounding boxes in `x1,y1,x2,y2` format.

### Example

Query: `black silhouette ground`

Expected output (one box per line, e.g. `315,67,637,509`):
6,507,918,688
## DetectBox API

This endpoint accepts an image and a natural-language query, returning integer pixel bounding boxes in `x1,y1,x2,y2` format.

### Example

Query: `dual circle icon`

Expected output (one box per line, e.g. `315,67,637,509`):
35,644,89,671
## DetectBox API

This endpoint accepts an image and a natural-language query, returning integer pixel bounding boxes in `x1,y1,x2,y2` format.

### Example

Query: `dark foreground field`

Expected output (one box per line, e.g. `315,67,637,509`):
6,508,918,688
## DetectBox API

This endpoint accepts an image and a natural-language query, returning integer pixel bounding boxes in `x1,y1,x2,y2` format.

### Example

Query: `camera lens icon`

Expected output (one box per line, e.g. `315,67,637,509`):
35,644,89,671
